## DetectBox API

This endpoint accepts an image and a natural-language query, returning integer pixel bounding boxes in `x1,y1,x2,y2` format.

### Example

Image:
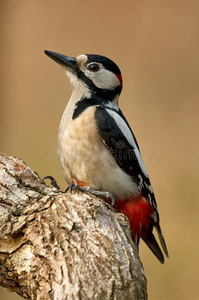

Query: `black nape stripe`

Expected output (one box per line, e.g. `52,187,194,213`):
73,96,120,120
72,98,100,120
77,69,122,100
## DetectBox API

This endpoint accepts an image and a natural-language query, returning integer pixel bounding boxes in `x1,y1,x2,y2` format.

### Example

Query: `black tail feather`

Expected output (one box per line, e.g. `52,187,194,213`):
155,224,169,258
142,233,165,264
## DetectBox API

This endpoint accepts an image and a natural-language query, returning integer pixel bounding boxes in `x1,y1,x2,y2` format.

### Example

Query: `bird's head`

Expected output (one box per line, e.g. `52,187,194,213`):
45,50,123,101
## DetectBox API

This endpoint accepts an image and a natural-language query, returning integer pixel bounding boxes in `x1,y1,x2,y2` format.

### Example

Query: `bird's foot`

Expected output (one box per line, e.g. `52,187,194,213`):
65,183,115,206
42,176,61,190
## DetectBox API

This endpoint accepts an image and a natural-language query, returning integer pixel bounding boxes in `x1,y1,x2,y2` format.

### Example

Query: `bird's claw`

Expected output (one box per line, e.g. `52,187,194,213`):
65,183,80,193
42,176,61,190
65,184,115,206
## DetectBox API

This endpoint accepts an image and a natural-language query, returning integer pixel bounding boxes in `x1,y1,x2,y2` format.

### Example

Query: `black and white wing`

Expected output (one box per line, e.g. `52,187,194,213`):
95,106,154,203
94,105,168,259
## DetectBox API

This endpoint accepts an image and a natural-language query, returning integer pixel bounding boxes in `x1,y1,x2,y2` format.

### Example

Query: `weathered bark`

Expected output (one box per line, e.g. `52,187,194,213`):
0,153,147,300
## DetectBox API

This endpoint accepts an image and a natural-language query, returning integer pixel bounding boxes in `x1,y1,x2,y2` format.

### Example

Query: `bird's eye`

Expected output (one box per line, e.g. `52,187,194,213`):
87,63,99,72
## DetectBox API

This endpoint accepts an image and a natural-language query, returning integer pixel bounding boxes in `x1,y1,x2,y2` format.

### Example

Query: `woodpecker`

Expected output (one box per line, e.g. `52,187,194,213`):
45,50,168,263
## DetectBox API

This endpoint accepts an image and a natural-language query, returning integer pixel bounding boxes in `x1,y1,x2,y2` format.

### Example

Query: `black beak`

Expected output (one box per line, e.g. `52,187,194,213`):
44,50,77,71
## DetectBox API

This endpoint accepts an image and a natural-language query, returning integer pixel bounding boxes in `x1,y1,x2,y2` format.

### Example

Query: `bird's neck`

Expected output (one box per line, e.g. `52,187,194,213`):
58,84,120,140
59,83,90,125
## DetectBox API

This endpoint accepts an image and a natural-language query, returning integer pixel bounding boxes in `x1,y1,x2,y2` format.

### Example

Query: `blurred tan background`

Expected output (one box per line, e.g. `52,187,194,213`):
1,0,199,299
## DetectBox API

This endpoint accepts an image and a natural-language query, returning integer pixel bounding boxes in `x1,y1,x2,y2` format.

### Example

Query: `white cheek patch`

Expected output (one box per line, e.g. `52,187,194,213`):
85,67,120,90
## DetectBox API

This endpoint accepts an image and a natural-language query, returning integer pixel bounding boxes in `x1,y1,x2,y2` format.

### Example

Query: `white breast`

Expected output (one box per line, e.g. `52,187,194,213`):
58,106,139,200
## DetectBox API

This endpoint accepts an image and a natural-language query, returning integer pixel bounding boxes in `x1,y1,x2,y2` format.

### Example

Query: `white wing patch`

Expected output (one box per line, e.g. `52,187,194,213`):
106,109,149,178
103,96,119,111
138,174,144,190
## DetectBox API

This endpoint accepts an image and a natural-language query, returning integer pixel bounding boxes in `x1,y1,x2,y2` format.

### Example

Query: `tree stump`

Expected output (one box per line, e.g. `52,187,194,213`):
0,153,147,299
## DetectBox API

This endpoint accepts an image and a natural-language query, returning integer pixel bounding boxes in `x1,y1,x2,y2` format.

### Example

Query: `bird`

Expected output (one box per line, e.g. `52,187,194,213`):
44,50,168,263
